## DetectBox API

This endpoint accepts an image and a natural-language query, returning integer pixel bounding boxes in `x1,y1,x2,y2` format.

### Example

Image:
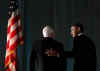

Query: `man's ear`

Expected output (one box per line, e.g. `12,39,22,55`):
50,32,55,38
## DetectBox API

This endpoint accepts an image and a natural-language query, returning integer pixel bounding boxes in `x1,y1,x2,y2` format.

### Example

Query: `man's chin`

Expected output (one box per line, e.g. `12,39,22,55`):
71,35,76,38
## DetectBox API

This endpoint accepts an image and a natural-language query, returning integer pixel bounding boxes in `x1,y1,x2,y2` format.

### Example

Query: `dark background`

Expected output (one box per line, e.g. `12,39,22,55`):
24,0,100,71
0,0,100,71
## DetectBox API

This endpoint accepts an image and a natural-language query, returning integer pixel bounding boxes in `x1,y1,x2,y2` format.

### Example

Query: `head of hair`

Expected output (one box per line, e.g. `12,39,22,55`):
71,22,84,33
42,25,55,38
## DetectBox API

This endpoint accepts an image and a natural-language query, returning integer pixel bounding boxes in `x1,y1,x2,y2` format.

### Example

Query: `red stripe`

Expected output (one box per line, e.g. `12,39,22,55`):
6,40,10,49
5,56,10,65
19,36,24,44
8,66,12,71
18,26,22,32
10,29,17,39
9,40,18,51
6,13,23,71
19,36,24,41
7,26,11,34
8,17,15,33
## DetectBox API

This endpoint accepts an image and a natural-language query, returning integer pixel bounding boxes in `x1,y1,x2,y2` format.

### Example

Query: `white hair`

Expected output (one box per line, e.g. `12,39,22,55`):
42,26,55,38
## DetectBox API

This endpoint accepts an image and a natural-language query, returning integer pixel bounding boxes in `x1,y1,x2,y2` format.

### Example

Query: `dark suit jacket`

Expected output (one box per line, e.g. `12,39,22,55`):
30,37,66,71
72,34,96,71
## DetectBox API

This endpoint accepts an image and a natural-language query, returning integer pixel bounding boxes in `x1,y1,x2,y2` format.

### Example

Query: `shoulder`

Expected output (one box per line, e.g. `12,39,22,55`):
53,39,64,47
79,34,89,40
81,34,92,41
80,34,95,45
32,39,42,50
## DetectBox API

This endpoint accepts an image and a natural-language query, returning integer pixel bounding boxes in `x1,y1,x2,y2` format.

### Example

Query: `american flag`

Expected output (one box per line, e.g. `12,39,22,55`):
5,0,24,71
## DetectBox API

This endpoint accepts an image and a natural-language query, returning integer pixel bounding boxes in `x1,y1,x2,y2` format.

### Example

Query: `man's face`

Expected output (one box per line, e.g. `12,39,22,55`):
70,26,79,38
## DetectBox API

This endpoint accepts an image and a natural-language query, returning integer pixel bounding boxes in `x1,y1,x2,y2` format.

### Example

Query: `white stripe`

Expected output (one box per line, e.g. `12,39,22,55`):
8,16,14,28
10,22,17,33
7,22,17,43
6,35,17,57
7,33,10,42
5,48,10,57
5,47,12,57
18,20,21,26
18,31,23,38
8,18,12,28
8,21,11,28
7,19,12,42
5,47,16,58
9,35,18,48
9,63,16,71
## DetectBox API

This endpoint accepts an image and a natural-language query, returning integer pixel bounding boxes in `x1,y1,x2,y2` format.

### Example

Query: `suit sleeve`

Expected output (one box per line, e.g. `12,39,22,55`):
30,41,37,71
87,39,96,64
59,44,66,71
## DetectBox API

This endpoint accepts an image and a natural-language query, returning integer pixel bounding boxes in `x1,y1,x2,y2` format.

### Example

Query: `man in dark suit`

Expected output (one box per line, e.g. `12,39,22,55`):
30,26,66,71
70,23,96,71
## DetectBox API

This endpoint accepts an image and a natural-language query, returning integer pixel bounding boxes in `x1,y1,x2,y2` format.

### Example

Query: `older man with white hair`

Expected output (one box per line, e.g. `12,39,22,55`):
42,26,55,38
30,25,66,71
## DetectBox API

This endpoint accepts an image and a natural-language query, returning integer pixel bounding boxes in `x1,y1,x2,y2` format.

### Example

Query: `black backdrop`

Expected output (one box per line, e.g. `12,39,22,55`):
24,0,100,71
0,0,100,71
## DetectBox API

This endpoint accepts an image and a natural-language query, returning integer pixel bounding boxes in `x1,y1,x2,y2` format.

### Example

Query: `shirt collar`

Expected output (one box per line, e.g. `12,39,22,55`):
78,33,83,36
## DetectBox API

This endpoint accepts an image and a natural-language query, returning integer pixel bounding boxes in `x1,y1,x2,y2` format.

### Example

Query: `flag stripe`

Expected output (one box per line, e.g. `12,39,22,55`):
5,0,24,71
